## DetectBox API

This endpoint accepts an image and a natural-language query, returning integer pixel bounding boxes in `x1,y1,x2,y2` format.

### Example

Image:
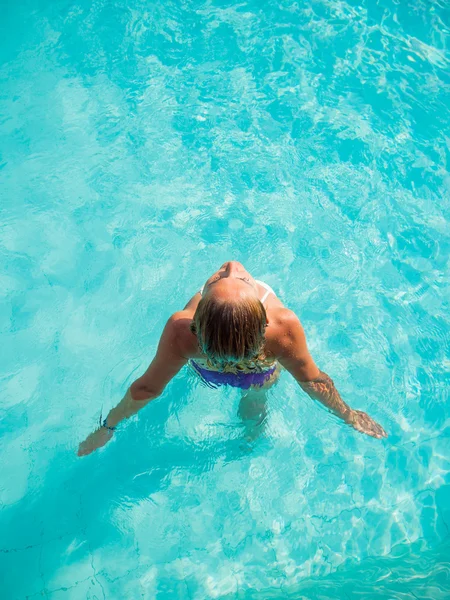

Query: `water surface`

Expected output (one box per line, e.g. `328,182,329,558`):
1,0,449,598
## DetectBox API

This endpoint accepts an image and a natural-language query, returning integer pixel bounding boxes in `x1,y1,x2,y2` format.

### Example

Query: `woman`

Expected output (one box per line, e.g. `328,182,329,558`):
78,261,387,456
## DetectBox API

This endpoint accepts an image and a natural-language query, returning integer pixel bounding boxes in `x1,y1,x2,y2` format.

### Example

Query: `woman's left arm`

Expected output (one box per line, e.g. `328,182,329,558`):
77,313,189,456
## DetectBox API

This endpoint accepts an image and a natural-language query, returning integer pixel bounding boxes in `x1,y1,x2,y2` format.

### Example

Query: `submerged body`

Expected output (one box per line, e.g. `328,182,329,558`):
78,261,387,456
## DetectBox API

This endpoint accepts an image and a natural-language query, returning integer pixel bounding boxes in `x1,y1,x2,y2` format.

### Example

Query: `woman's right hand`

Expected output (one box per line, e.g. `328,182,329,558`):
347,409,387,439
77,427,114,457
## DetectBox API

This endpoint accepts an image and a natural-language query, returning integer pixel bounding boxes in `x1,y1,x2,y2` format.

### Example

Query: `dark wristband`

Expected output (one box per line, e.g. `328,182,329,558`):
100,417,116,432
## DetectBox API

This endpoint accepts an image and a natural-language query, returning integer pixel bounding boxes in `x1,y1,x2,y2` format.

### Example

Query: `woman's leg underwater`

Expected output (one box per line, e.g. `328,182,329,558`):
238,364,281,440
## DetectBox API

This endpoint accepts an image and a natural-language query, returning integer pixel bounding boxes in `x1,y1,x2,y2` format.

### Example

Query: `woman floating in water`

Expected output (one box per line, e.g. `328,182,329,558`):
78,261,387,456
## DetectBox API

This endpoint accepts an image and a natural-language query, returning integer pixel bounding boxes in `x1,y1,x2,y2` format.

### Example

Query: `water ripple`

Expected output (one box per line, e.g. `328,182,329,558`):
0,0,449,598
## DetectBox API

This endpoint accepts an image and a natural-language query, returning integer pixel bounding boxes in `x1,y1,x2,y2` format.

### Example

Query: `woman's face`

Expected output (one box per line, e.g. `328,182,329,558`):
203,261,258,300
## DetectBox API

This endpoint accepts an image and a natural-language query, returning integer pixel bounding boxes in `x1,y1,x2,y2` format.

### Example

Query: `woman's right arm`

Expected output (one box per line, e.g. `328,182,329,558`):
276,310,387,439
77,312,189,456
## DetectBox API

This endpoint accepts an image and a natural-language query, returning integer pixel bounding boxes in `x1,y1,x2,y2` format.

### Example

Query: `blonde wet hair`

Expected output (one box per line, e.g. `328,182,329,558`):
190,294,274,372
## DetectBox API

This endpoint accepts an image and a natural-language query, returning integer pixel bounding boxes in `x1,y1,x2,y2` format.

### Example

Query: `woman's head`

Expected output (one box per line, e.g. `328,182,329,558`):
191,261,269,369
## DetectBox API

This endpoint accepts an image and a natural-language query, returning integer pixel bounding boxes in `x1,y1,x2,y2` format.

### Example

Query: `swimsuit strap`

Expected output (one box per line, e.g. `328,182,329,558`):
255,279,275,304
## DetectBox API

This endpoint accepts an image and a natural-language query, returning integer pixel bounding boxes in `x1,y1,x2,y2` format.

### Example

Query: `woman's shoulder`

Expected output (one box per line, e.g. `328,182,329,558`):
168,311,199,358
264,308,304,356
266,306,299,327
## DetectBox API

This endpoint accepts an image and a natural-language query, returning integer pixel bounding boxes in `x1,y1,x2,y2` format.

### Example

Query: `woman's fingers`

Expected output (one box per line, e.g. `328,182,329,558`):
77,444,90,457
351,410,387,439
77,428,113,457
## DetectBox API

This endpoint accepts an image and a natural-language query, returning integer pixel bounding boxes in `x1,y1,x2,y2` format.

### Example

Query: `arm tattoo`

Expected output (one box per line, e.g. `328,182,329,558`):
299,371,351,421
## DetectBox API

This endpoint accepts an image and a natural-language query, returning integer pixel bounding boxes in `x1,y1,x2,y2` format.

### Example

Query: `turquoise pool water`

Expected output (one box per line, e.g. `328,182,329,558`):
1,0,449,598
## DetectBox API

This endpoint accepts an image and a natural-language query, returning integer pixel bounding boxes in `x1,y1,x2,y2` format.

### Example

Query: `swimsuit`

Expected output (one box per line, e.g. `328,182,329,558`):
190,280,278,390
190,360,277,390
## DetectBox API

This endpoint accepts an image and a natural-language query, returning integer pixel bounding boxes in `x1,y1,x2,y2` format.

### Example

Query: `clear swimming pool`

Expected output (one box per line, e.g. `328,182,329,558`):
1,0,449,598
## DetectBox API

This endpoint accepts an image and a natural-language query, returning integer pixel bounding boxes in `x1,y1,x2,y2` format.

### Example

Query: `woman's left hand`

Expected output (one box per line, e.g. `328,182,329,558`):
77,427,114,457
